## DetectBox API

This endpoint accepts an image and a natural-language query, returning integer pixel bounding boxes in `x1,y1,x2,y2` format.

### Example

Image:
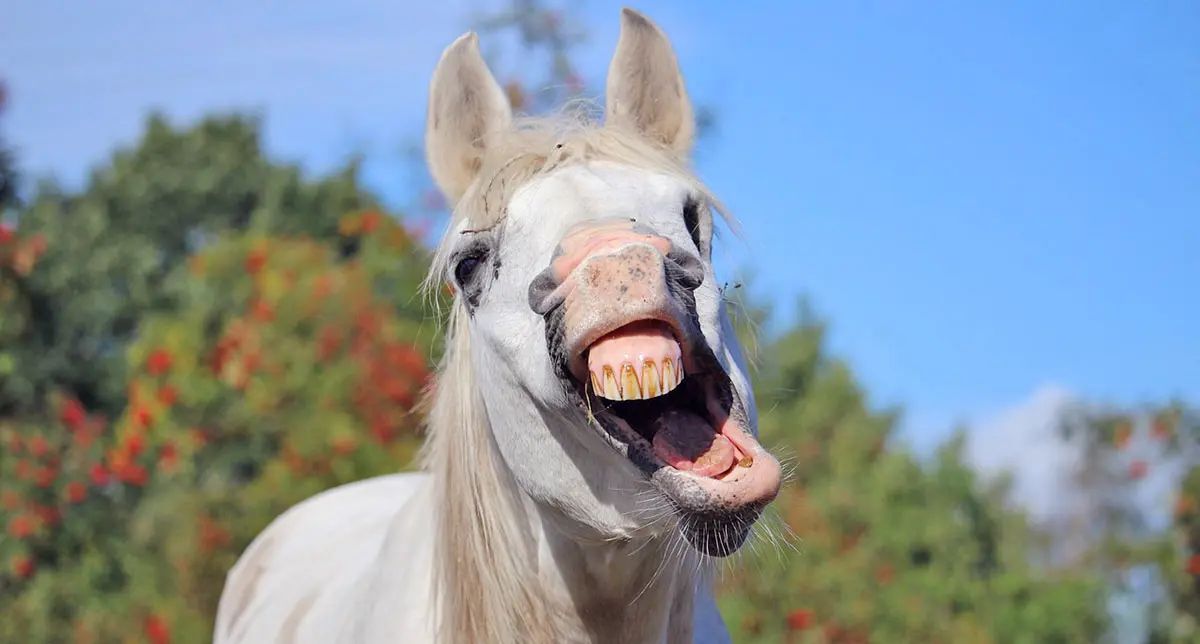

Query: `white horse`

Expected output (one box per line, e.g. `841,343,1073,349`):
213,8,782,643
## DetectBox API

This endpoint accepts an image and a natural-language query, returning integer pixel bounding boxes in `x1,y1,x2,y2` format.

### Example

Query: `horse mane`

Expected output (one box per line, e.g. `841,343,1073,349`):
415,110,738,644
417,302,558,643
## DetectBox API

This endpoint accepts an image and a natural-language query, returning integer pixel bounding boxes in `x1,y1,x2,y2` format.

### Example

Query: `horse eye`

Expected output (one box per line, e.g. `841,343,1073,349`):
682,196,707,252
454,255,484,286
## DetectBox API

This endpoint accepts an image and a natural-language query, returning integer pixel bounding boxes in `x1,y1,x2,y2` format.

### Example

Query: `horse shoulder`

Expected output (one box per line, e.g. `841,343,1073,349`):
213,472,431,644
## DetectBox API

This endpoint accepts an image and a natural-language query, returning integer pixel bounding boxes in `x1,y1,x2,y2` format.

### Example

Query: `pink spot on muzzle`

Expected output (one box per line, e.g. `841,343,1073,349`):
541,220,691,383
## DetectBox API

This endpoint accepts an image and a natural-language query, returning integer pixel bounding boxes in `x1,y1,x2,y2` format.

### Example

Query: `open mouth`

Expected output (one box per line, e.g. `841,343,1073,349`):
557,313,781,557
577,320,758,482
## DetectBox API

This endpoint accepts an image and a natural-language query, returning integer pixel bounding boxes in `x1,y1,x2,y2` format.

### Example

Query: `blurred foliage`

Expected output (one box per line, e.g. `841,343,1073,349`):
720,295,1110,642
1056,402,1200,642
0,84,438,640
0,80,17,213
4,113,383,419
0,1,1195,642
1,206,437,641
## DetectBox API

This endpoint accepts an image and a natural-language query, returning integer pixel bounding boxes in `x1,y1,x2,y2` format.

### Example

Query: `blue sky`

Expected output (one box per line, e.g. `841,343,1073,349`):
3,0,1198,451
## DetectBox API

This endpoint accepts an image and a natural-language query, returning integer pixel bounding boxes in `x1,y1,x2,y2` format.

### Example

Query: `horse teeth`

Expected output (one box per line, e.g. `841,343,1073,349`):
621,364,641,400
590,359,684,401
602,366,621,400
662,359,681,391
643,360,660,398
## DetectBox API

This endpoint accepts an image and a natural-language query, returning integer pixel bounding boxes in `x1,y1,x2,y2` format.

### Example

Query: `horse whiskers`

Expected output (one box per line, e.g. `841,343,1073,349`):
629,522,693,607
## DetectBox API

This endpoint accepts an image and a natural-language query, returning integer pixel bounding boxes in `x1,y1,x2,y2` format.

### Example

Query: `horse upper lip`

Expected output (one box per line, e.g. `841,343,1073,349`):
570,315,692,385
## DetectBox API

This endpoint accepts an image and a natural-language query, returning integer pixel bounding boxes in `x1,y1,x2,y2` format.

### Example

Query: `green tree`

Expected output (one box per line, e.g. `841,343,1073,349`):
718,296,1110,643
0,87,439,643
0,215,436,643
5,113,383,419
1053,401,1200,642
0,80,17,214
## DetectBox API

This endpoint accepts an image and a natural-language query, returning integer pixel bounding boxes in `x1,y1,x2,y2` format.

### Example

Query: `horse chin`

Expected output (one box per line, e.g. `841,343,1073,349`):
677,508,757,557
569,336,782,558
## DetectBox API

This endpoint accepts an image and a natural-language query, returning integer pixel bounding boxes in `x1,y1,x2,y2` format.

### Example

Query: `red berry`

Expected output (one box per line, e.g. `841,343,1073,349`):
11,555,35,579
785,608,814,631
146,348,173,375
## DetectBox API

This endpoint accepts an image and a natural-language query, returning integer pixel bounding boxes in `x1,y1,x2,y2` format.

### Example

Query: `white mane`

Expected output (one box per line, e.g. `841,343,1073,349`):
419,303,560,642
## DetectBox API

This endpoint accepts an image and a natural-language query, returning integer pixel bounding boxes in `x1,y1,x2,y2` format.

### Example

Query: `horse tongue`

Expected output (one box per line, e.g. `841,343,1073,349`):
651,409,735,478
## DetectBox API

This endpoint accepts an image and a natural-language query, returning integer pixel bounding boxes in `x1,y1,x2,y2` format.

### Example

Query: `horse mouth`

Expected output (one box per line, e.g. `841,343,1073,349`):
573,320,781,555
592,358,749,482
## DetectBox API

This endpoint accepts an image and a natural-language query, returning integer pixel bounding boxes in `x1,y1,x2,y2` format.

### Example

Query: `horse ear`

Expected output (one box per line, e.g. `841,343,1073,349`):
425,32,513,204
604,8,695,155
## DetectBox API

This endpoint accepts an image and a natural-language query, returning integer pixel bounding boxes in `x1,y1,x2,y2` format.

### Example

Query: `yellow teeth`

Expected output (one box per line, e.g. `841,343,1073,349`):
662,360,677,392
643,361,660,398
603,367,620,400
591,358,683,401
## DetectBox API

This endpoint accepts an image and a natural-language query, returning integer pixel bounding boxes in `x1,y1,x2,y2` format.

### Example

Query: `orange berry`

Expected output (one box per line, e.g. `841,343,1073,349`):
244,249,267,274
60,398,87,430
7,515,34,538
146,348,173,376
142,614,171,644
11,555,35,579
157,385,178,406
785,609,814,631
65,481,87,504
332,436,357,456
360,210,383,233
1187,554,1200,576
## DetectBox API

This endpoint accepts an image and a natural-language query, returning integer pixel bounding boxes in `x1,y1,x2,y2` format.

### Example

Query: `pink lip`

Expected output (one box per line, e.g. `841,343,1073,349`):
678,398,782,509
602,388,782,512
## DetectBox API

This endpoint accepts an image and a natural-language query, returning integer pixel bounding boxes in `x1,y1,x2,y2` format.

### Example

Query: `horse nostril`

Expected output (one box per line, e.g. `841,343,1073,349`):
528,267,564,315
666,247,705,291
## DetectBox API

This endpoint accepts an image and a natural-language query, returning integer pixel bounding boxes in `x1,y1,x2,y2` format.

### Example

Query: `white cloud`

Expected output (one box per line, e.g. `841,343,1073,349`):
965,383,1084,524
965,383,1189,539
966,387,1195,642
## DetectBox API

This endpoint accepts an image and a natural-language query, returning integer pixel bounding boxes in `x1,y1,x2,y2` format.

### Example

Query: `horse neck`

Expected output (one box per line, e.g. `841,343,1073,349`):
420,310,698,643
532,502,701,644
425,409,698,644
